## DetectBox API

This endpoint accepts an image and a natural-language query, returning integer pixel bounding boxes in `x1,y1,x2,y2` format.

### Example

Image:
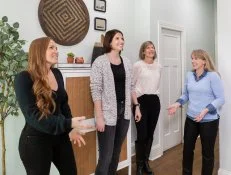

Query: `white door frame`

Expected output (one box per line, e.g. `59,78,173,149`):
157,21,187,155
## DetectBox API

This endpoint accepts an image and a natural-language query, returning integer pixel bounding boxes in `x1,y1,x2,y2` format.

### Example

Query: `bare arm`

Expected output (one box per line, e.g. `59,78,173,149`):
132,91,142,122
94,100,105,132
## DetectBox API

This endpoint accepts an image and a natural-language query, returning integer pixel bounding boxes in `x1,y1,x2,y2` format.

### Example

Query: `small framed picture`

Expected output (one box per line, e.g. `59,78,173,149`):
94,17,107,31
94,0,106,12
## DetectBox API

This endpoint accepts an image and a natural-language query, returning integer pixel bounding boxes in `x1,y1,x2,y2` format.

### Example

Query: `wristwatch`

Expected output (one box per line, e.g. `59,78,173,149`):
134,103,140,107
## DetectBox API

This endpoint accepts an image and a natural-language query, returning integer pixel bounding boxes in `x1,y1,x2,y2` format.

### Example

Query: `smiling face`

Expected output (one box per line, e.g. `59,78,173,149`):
46,40,58,66
191,54,206,71
144,44,155,59
110,32,124,52
139,41,157,60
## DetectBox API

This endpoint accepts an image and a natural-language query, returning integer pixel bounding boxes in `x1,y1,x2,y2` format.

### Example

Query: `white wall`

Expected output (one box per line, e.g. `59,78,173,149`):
133,0,151,61
217,0,231,174
0,0,134,174
129,0,151,155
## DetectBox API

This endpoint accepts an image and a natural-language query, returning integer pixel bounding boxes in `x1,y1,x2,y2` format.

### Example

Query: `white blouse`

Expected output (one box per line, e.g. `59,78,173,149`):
132,60,162,97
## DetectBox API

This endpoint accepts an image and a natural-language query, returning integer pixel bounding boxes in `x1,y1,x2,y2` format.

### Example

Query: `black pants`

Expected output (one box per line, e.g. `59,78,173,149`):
95,101,130,175
183,117,219,175
135,94,160,144
19,125,77,175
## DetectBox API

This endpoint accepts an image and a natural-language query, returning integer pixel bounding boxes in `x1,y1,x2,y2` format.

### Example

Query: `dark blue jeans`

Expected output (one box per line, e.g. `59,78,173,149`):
95,117,130,175
183,117,219,175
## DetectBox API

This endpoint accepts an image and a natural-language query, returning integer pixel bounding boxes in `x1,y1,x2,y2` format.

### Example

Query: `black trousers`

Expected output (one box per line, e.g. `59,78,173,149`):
135,94,160,144
95,101,130,175
19,125,77,175
183,117,219,175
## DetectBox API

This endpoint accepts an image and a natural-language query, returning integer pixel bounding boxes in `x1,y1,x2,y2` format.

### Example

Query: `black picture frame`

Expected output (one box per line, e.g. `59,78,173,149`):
94,0,106,12
94,17,107,31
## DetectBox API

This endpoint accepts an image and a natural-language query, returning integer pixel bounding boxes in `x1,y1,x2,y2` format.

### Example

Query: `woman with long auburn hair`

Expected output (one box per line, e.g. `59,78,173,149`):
14,37,92,175
168,49,225,175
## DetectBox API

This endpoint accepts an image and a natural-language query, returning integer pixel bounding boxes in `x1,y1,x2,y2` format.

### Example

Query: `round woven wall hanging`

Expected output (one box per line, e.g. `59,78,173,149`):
38,0,90,46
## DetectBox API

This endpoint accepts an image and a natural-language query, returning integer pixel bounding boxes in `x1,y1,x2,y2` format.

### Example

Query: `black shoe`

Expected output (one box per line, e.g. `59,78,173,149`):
136,161,144,175
143,160,154,174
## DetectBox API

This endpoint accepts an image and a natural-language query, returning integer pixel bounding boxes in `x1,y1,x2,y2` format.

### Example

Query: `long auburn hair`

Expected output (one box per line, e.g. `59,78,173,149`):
27,37,56,119
191,49,216,72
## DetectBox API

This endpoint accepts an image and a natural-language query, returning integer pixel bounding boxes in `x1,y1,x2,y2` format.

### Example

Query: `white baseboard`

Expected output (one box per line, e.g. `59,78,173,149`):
218,168,231,175
149,144,163,160
131,142,135,156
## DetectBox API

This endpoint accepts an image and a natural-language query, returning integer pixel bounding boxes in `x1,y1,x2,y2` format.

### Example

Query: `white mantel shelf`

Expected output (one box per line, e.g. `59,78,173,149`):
57,63,91,69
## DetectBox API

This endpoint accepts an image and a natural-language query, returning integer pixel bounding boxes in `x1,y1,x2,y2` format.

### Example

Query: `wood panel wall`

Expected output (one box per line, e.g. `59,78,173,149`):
66,77,96,175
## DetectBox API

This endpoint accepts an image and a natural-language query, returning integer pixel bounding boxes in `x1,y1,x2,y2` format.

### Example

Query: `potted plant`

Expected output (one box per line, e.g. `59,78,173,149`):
0,16,27,175
67,52,75,63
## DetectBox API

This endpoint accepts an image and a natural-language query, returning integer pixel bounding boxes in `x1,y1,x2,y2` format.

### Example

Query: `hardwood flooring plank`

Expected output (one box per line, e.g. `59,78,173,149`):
118,137,219,175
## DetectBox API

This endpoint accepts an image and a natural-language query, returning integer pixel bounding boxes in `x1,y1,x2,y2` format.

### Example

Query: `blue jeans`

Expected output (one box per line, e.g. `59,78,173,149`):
95,117,130,175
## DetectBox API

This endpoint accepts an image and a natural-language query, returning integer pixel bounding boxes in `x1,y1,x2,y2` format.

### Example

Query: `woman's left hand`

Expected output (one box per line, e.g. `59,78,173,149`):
69,129,86,147
134,107,142,122
194,108,209,122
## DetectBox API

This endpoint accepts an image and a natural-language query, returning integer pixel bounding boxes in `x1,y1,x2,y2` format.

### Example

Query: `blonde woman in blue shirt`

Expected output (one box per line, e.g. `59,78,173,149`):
168,49,225,175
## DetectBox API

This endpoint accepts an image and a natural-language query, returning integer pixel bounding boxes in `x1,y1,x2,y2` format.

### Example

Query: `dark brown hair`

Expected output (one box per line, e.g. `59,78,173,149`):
103,29,123,53
139,41,157,60
27,37,56,119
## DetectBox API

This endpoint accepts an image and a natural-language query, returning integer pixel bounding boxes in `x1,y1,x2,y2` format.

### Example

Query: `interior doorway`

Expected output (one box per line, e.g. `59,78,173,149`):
158,21,186,151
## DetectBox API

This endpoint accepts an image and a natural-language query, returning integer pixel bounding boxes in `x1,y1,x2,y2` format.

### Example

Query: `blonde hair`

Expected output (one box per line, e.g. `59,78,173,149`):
139,41,157,60
27,37,56,119
191,49,216,72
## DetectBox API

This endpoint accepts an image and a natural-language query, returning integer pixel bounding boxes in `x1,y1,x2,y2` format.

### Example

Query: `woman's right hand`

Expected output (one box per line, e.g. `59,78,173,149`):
134,106,142,122
167,102,181,115
96,117,105,132
71,117,94,134
69,128,86,147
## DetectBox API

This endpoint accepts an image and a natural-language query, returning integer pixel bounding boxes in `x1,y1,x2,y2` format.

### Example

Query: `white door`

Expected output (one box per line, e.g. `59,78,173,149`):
159,27,182,151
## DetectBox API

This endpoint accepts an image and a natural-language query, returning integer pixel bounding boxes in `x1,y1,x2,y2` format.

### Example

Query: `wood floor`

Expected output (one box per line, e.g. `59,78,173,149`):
118,137,219,175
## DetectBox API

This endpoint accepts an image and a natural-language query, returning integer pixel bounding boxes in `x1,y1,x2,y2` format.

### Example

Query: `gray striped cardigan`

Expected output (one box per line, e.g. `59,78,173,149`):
90,54,134,126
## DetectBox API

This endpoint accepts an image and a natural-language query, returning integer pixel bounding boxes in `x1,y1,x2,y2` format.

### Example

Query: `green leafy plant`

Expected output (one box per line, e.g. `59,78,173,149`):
67,52,75,57
0,16,27,175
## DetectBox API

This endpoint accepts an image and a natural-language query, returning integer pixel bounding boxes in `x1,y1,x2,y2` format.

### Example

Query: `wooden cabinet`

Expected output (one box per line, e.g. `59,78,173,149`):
58,64,131,175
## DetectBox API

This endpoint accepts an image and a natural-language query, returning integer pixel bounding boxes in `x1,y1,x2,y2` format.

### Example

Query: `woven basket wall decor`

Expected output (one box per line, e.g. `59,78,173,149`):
38,0,90,46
